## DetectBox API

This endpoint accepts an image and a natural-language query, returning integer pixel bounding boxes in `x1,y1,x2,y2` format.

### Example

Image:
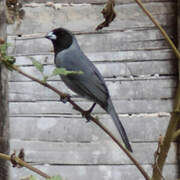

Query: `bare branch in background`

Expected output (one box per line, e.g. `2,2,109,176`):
133,1,180,180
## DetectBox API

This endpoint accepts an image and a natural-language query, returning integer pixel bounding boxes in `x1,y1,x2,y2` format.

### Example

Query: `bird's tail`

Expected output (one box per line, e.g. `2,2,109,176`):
106,99,133,152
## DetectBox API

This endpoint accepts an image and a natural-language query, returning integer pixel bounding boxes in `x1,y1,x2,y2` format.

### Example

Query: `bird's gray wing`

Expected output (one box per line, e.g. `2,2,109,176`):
56,48,109,108
62,66,109,108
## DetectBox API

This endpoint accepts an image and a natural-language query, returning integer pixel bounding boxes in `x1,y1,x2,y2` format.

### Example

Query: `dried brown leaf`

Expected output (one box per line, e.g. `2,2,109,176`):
96,0,116,30
0,38,5,44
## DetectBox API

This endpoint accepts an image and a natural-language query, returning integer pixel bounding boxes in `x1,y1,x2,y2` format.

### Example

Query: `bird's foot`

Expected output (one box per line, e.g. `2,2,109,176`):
60,94,70,103
82,110,91,122
82,103,96,122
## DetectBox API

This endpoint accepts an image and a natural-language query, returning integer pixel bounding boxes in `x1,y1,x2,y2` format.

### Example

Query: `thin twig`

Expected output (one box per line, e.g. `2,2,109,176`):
0,153,51,179
133,1,180,180
134,0,180,60
3,62,150,180
153,135,165,180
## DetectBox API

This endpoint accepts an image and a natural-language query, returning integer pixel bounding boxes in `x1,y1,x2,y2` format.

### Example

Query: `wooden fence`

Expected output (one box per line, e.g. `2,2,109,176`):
0,0,179,179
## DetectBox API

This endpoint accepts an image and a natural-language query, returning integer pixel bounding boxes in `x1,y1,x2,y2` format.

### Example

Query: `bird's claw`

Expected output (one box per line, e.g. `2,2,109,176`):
60,94,70,103
81,111,91,123
82,103,96,122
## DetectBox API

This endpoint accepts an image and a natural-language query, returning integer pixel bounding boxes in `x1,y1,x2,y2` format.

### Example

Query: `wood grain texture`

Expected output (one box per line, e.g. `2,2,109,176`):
9,115,171,142
10,139,177,164
8,28,176,55
7,2,176,34
21,0,177,4
9,61,177,80
9,99,173,115
9,164,177,180
7,0,178,179
9,78,176,101
10,52,177,65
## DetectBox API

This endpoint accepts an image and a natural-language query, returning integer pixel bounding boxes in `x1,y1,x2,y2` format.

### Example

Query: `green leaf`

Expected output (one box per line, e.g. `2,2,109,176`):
6,56,16,64
0,43,15,71
0,44,7,54
31,58,44,73
52,68,83,76
47,175,62,180
42,75,49,83
0,43,11,55
29,175,37,180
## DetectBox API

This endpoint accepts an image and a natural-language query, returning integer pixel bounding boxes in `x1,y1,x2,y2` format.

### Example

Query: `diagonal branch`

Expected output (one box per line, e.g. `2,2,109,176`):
134,0,180,60
0,152,51,179
0,60,150,180
133,1,180,180
173,129,180,141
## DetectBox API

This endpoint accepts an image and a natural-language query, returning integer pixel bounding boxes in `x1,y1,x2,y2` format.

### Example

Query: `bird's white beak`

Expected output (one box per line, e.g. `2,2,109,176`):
45,31,57,40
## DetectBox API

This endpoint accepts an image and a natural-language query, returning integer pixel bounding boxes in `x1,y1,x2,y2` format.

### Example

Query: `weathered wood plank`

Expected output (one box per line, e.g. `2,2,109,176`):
11,51,177,65
9,99,173,115
8,78,176,101
10,140,177,164
10,164,177,180
9,115,171,142
9,57,177,82
7,2,176,34
22,0,176,4
7,28,175,55
8,65,177,82
7,1,178,179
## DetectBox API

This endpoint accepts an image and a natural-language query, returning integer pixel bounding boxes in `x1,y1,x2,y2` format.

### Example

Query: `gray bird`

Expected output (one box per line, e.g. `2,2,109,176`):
45,28,132,152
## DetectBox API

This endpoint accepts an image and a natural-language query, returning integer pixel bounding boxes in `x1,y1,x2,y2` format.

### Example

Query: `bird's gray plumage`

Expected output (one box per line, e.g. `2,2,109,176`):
46,28,132,152
55,38,109,108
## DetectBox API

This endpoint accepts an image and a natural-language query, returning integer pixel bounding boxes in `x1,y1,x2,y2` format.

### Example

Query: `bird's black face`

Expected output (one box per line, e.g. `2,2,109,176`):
45,28,73,54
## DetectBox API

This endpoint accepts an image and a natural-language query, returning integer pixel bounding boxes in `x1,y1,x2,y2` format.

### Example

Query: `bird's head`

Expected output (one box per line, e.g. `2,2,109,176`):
45,28,73,54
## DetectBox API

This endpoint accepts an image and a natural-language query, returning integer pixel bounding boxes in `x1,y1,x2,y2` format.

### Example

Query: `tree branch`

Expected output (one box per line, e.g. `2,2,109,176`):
133,1,180,180
173,129,180,141
134,0,180,60
0,58,150,180
0,152,51,179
